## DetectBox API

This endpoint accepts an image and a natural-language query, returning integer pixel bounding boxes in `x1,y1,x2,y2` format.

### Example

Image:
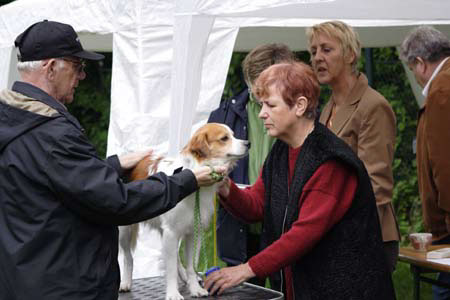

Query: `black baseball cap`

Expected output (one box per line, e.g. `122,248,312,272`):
14,20,104,62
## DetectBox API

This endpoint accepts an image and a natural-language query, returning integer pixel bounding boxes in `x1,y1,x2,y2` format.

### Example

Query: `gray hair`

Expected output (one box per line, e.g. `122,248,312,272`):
17,60,44,73
399,25,450,65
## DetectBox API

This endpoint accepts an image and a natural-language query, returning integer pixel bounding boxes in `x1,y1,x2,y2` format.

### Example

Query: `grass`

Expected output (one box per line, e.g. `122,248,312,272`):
393,261,433,300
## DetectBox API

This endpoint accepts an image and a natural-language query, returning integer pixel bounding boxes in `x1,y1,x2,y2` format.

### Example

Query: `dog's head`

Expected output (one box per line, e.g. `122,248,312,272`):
182,123,249,169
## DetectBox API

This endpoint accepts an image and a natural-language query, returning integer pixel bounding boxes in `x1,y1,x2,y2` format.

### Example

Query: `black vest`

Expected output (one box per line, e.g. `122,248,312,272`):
261,122,395,300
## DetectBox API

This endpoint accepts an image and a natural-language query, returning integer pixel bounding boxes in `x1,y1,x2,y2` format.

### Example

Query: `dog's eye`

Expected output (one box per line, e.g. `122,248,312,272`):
221,136,229,142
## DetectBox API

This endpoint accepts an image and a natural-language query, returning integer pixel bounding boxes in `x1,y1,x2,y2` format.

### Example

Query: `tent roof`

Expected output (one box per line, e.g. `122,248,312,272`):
1,0,449,156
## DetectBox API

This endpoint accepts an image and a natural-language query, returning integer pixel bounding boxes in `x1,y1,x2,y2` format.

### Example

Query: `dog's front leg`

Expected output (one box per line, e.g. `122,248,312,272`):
178,247,188,283
184,233,209,297
118,225,133,292
163,229,184,300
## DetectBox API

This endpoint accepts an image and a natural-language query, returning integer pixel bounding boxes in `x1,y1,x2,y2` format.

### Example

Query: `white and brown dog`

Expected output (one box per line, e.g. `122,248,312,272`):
119,123,249,300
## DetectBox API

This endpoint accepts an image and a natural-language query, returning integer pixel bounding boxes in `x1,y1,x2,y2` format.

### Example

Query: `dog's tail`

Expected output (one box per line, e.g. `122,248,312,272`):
128,155,163,181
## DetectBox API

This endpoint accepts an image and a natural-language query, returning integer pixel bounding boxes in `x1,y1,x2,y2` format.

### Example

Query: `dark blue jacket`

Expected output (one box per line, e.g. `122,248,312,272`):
208,88,250,265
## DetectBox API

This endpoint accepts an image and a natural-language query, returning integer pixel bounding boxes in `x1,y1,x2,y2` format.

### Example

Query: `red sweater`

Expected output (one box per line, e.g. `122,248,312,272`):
221,146,357,300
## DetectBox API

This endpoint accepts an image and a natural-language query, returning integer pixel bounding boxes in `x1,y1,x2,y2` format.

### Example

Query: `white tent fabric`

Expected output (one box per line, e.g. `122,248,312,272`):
1,0,450,279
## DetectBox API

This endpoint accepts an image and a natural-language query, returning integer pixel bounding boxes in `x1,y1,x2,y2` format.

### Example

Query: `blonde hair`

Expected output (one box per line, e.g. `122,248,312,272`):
306,20,361,73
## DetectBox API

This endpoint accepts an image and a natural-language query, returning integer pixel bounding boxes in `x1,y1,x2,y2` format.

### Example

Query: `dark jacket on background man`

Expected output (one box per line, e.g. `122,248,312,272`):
0,82,197,300
207,88,249,265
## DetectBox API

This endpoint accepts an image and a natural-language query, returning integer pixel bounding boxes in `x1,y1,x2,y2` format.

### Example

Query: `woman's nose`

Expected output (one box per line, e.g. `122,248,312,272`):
258,106,268,119
313,50,323,62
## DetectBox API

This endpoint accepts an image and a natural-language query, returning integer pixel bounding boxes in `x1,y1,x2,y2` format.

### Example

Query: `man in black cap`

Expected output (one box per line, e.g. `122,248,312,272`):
0,20,225,299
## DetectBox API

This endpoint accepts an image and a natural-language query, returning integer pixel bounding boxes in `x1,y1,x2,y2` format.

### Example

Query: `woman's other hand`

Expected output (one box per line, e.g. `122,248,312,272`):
203,263,255,296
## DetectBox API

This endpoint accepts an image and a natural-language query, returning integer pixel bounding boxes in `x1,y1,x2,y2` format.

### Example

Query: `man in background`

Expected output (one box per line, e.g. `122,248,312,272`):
400,25,450,300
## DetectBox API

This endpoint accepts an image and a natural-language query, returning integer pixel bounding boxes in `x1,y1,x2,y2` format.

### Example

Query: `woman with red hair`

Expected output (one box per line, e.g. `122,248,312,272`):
205,61,395,300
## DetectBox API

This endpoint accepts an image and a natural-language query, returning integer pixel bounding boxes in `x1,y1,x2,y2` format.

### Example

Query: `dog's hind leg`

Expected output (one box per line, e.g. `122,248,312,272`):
184,233,209,297
119,224,136,292
163,229,184,300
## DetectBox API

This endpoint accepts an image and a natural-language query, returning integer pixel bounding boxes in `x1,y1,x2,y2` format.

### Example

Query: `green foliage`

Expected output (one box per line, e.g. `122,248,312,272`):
221,53,247,101
0,0,13,6
69,54,112,158
394,262,433,299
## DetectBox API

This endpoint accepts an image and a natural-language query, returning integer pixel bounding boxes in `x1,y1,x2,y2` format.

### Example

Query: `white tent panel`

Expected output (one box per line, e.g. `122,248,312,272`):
196,0,450,20
0,47,14,89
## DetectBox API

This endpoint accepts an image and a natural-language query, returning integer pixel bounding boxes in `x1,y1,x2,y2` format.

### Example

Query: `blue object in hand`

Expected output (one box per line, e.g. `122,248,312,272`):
205,266,221,295
205,266,220,277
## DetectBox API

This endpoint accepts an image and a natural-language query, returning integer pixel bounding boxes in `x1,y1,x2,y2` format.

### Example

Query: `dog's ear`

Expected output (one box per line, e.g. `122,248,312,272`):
186,131,210,159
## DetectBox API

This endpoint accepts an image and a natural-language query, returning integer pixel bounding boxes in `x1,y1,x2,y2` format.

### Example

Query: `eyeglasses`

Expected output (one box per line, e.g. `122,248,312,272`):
60,57,86,74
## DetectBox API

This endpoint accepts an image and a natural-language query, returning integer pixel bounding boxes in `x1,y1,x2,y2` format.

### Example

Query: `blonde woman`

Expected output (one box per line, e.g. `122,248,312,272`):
307,20,400,273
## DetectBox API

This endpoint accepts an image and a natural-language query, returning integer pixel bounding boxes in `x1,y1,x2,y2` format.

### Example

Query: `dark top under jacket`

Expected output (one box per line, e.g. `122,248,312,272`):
0,82,198,300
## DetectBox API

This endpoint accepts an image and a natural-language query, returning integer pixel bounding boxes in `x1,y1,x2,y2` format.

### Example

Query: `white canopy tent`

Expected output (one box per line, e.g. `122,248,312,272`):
1,0,450,278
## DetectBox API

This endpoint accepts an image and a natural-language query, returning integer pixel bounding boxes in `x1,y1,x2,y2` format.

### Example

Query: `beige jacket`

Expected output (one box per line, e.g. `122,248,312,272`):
319,73,400,242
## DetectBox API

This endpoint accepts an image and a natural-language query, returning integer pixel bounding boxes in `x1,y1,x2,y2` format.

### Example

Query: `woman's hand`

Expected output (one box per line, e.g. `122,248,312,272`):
118,149,153,170
192,166,227,187
216,176,231,198
203,263,256,296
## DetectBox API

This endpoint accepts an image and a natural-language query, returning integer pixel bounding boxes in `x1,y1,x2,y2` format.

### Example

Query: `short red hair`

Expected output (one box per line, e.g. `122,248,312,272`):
254,62,320,119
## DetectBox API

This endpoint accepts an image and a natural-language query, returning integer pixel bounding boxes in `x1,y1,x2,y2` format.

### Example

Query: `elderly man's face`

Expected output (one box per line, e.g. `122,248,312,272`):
53,57,86,105
408,58,428,88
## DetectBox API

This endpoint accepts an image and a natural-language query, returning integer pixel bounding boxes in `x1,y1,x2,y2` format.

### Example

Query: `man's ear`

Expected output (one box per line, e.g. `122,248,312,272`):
43,59,57,80
415,57,427,74
295,96,308,117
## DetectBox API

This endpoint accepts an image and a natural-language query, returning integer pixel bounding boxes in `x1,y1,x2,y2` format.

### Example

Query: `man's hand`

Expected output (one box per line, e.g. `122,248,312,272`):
445,213,450,234
118,149,153,170
203,263,256,296
192,166,227,187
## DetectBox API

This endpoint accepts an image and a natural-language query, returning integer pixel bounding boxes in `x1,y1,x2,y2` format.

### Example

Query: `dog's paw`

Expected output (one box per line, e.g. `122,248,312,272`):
166,290,184,300
119,281,132,293
189,285,209,298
